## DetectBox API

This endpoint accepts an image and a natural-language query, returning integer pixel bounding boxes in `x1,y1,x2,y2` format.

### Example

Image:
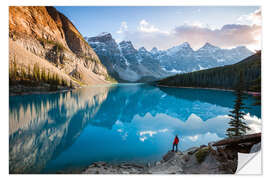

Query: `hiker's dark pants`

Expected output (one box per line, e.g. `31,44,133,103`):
172,143,178,152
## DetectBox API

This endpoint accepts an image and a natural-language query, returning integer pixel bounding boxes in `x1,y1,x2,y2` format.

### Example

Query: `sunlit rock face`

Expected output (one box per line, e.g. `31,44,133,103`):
9,6,111,86
9,84,261,173
9,86,109,173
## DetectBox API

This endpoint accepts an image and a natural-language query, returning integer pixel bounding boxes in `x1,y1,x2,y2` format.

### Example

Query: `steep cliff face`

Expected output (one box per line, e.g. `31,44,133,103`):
86,33,169,82
9,6,112,88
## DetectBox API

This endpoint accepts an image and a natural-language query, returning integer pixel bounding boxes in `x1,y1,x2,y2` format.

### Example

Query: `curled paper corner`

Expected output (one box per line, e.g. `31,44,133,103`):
236,151,262,174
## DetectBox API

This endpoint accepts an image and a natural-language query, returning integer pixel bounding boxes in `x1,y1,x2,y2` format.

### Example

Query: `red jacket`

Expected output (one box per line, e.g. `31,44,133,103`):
173,136,179,144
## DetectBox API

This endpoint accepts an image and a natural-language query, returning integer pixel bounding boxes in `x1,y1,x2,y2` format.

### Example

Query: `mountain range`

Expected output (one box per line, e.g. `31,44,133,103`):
9,6,255,91
157,51,261,91
85,33,253,82
85,33,168,82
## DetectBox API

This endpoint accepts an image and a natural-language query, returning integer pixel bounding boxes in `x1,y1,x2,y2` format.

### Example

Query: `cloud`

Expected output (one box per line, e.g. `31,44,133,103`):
138,128,169,142
238,8,262,26
137,19,169,34
183,132,220,143
139,130,157,137
117,129,123,133
139,136,147,142
244,113,262,134
187,135,199,142
172,24,261,50
119,9,261,51
117,21,128,34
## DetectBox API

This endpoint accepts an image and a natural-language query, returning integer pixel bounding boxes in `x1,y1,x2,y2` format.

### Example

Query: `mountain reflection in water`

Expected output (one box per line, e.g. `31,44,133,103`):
9,84,261,173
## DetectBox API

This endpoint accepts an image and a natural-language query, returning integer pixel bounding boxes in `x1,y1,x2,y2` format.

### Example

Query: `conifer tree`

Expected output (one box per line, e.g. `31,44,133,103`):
61,78,66,87
48,70,52,84
41,67,46,82
13,57,18,79
69,80,74,89
33,63,39,81
226,72,251,137
27,64,32,80
9,62,14,81
21,66,26,80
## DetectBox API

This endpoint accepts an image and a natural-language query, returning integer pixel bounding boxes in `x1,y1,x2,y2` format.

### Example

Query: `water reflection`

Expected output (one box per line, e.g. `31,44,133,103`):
9,84,261,173
9,86,110,173
159,87,261,118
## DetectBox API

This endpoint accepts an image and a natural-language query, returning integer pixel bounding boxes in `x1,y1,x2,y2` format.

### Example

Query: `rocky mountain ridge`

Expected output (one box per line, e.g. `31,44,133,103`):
9,6,113,94
85,32,253,82
153,42,253,73
86,33,168,82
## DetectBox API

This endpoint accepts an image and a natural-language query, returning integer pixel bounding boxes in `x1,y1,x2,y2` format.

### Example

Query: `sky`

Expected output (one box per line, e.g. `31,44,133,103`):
55,6,261,51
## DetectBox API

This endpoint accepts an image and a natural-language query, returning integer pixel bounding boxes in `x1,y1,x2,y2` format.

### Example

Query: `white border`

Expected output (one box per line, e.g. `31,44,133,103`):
5,0,261,6
2,0,270,179
6,0,261,6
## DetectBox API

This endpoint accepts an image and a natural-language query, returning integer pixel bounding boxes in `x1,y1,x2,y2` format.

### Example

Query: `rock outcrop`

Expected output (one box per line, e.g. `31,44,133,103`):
82,147,237,174
82,133,261,174
9,6,112,93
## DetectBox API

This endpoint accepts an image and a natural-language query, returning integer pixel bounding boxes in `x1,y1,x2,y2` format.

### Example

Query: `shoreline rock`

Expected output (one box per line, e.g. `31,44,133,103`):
82,133,261,174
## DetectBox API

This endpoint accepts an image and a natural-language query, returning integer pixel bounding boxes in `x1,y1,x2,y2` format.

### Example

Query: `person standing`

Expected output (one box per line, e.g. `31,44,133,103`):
172,135,179,152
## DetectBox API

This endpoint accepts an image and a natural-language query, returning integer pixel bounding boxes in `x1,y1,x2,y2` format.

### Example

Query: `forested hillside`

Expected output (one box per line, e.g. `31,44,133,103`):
156,51,261,91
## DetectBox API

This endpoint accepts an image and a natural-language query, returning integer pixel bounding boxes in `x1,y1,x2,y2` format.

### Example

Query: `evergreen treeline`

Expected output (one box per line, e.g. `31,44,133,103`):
157,51,261,91
9,57,74,90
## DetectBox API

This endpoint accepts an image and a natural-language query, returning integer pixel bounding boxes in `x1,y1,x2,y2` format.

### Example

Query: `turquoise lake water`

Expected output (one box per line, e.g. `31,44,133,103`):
9,84,261,173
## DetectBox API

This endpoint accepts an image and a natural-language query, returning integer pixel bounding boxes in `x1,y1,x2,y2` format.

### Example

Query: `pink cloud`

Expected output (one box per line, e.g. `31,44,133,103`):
119,9,261,51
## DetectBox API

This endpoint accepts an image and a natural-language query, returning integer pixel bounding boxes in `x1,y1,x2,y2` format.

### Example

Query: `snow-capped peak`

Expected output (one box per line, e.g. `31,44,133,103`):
97,32,112,37
198,42,220,51
166,42,193,56
138,47,148,52
151,47,159,54
119,40,134,49
87,32,113,43
181,42,191,47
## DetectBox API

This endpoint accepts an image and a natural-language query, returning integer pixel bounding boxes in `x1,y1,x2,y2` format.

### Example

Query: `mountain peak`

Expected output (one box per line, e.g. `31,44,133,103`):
166,42,193,56
199,42,220,51
151,47,159,53
119,40,136,51
119,40,133,47
97,32,112,38
181,42,191,47
174,42,192,49
87,32,113,43
138,47,147,52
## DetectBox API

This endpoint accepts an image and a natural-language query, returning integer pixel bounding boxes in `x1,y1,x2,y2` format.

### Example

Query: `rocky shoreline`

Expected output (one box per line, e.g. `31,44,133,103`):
82,133,261,174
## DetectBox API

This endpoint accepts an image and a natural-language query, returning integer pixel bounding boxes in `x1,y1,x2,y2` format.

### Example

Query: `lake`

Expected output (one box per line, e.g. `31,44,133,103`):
9,84,261,173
